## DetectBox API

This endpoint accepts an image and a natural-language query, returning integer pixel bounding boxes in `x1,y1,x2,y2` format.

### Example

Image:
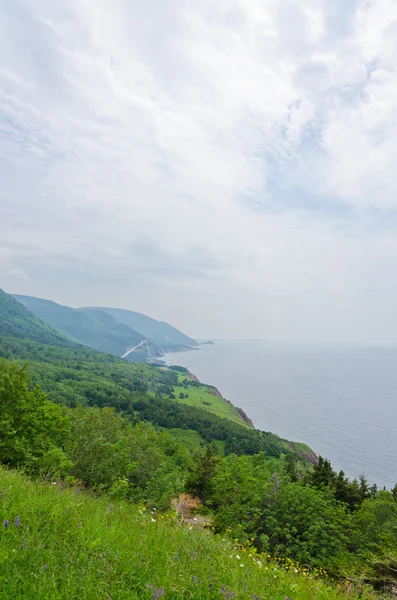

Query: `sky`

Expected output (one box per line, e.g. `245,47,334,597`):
1,0,397,344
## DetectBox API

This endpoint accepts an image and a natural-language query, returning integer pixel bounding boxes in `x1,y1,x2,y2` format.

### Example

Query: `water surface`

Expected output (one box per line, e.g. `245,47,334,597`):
164,340,397,488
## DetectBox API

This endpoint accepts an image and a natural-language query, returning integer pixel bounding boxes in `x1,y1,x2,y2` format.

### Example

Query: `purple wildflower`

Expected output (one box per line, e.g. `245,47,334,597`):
22,539,27,549
254,596,259,600
4,520,9,530
152,588,164,599
15,516,20,527
192,576,197,584
43,564,49,570
221,585,226,593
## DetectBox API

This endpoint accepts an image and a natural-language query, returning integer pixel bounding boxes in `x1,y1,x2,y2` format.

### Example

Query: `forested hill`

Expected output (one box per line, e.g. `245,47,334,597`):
1,289,300,457
12,293,197,358
12,294,151,359
2,287,397,596
82,305,198,349
0,290,76,348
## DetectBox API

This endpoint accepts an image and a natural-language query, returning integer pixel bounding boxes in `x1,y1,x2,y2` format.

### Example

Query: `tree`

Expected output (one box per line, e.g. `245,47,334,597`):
285,452,298,482
185,442,220,500
0,359,71,476
258,482,353,567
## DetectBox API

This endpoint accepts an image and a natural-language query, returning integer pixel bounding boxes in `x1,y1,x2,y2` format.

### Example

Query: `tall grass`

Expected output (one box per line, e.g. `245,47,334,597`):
0,468,376,599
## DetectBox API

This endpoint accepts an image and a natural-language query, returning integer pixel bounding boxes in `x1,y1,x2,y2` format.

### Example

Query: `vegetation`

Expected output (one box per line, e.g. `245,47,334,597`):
87,305,197,348
1,289,397,597
13,294,148,357
172,372,249,426
0,468,378,600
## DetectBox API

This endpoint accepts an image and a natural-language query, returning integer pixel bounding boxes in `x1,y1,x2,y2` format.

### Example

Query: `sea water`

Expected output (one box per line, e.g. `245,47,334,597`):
164,340,397,489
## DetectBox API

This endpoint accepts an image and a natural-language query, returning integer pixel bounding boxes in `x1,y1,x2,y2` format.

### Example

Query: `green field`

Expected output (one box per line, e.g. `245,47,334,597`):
173,374,250,427
0,467,376,600
167,428,226,455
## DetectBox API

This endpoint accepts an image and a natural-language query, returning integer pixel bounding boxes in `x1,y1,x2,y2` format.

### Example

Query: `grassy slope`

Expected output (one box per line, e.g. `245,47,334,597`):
0,468,375,600
173,373,251,428
167,429,226,455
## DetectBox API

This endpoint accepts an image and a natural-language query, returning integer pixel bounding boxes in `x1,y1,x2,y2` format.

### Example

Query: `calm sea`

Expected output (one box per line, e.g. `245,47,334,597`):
163,340,397,489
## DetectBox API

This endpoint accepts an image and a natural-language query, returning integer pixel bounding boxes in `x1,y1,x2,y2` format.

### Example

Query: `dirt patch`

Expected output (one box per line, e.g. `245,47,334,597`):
172,493,212,527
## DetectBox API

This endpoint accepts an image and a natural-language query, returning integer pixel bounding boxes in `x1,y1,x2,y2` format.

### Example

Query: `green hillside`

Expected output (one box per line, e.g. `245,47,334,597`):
0,290,75,348
0,468,377,600
13,294,148,357
171,370,251,426
1,288,397,596
0,290,292,457
85,305,197,349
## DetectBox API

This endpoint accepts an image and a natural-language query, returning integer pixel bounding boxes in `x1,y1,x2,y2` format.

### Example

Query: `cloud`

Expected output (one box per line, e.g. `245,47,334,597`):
1,0,397,343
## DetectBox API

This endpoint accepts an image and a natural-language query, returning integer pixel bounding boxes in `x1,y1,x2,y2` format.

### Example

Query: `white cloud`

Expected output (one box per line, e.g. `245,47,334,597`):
1,0,397,342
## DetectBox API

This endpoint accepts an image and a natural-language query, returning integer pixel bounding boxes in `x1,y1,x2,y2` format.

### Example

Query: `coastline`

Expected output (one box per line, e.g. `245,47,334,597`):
164,357,318,465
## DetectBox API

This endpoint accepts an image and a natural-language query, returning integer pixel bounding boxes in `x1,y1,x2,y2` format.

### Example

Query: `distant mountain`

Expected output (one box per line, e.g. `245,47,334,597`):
0,290,75,348
12,295,154,359
83,306,197,350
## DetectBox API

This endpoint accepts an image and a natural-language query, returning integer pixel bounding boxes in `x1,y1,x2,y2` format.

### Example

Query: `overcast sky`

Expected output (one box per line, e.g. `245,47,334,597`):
1,0,397,343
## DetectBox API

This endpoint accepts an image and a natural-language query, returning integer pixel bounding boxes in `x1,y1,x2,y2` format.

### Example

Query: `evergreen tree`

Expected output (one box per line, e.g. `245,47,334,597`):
185,442,220,501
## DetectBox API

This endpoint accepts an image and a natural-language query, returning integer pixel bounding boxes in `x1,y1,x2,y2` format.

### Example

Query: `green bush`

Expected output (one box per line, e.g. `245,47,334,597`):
0,360,70,476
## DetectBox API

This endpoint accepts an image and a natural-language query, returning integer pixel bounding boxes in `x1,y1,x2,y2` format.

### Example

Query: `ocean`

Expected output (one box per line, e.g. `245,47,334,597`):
163,340,397,489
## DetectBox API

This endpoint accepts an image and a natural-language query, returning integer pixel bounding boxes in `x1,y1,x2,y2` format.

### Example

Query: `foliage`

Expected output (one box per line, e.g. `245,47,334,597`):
173,373,250,426
305,457,378,511
0,290,74,348
257,483,354,568
185,442,220,499
2,288,397,593
0,467,378,600
0,360,71,477
13,294,147,356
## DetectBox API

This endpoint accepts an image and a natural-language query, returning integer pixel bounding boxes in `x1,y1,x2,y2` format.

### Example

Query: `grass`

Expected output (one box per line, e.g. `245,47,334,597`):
173,374,250,428
167,429,226,456
167,428,206,452
0,468,377,600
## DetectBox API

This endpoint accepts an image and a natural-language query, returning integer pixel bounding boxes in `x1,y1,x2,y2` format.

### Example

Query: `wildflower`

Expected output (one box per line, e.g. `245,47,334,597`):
15,516,20,527
152,588,164,599
43,564,49,570
235,555,240,560
192,576,197,584
254,595,259,600
4,520,9,530
240,563,244,567
22,539,27,549
222,585,226,593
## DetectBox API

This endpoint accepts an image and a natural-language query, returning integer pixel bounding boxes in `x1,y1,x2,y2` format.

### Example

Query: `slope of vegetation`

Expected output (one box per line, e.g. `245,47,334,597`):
171,370,250,427
86,305,197,348
0,290,75,348
0,290,295,459
0,467,377,600
2,289,397,597
13,294,147,356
